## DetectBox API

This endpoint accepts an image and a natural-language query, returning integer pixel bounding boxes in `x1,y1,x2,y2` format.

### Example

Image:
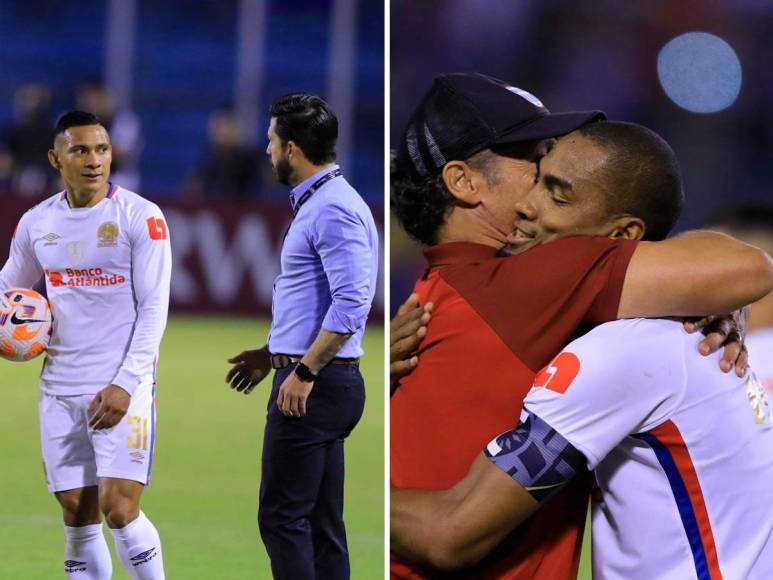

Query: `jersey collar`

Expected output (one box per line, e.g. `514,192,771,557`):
60,182,118,207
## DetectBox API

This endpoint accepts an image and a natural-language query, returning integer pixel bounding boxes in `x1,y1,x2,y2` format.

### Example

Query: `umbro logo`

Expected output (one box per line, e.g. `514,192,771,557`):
64,559,87,572
64,560,86,567
130,547,157,566
43,232,61,246
131,548,156,561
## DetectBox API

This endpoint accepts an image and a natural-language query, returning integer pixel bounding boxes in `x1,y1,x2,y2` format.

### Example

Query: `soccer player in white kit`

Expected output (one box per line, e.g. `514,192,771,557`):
0,111,170,579
392,319,773,579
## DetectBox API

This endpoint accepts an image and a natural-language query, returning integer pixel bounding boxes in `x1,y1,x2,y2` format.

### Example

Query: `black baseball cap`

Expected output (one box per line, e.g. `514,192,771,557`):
396,72,606,179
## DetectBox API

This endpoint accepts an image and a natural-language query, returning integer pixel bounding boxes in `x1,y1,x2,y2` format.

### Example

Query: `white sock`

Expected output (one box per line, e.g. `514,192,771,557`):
109,511,165,580
64,522,113,580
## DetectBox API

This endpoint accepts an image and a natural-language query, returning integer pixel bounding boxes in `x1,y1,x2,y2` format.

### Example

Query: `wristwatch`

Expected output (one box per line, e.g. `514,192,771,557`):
294,362,318,382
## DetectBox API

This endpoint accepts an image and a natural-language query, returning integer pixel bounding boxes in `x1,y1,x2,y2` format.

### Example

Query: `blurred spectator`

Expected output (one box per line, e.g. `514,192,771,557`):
1,83,56,198
186,110,261,199
76,82,143,191
0,150,13,193
708,205,773,394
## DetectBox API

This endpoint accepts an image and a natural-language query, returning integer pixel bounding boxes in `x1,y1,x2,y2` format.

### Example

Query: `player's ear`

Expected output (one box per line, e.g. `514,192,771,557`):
607,216,645,241
442,160,482,205
47,149,61,171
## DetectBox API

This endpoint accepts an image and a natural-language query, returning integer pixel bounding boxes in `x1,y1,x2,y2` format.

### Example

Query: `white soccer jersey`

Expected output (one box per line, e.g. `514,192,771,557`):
746,327,773,395
0,184,171,396
523,318,773,580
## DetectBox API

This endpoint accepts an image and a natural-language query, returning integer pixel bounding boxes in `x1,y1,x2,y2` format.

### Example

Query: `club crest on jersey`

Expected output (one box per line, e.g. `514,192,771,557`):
97,222,119,247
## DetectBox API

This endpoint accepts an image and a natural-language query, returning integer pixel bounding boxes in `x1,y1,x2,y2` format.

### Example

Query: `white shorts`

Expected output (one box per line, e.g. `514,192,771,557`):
39,383,157,493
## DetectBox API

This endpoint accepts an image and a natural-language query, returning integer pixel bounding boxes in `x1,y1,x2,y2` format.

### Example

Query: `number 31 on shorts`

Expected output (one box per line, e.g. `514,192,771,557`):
127,415,149,450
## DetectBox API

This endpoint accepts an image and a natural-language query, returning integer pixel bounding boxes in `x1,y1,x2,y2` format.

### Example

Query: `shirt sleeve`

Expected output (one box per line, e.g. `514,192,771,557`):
0,211,44,290
441,236,639,372
111,204,171,395
523,319,684,469
312,202,377,334
579,237,639,324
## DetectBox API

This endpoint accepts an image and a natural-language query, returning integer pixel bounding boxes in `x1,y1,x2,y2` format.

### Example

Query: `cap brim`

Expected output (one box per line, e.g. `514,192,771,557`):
493,110,606,144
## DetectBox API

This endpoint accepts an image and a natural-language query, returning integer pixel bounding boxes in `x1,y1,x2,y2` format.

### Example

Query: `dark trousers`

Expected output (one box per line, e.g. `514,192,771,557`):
258,364,366,580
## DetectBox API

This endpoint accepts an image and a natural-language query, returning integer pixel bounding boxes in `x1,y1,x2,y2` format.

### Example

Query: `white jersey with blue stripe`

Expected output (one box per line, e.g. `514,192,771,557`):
523,318,773,580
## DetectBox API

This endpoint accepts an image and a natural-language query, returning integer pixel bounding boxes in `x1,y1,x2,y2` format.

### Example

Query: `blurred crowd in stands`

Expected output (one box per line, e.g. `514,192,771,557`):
0,82,269,201
0,0,383,204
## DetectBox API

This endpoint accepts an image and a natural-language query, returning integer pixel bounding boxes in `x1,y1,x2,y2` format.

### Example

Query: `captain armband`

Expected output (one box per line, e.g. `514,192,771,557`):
484,413,587,503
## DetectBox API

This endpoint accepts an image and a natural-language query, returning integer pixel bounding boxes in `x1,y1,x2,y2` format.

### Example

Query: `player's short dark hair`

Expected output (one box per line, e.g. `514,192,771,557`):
578,121,684,241
269,93,337,165
53,110,104,142
391,149,499,246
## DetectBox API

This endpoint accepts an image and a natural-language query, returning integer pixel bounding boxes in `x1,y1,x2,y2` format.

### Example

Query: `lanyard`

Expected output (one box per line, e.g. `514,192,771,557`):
291,168,342,216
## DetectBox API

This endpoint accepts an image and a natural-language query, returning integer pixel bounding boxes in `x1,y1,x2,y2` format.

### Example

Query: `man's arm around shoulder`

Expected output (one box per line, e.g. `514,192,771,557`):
391,454,538,571
619,230,773,318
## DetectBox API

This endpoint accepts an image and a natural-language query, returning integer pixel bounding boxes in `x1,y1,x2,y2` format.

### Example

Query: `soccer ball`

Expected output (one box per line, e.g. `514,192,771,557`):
0,288,52,362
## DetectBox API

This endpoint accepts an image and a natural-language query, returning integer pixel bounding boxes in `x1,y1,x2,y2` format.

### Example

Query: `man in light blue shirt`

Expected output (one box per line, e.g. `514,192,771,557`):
226,93,378,580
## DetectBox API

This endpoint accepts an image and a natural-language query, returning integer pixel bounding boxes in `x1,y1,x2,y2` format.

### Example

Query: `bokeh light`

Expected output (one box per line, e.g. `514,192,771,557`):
657,32,742,114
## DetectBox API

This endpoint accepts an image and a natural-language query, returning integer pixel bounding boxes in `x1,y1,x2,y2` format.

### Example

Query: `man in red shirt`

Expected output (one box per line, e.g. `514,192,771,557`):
389,120,773,576
390,74,766,579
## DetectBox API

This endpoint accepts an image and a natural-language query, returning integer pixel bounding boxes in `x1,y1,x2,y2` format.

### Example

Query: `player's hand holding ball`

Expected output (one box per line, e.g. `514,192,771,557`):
88,384,131,430
226,345,272,394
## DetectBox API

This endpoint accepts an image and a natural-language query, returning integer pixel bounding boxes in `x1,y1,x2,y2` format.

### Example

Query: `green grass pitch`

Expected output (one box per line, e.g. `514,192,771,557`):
579,514,592,579
0,316,385,579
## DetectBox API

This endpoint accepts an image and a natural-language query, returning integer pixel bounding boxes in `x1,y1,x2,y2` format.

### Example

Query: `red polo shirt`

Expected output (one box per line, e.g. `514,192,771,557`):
391,236,638,579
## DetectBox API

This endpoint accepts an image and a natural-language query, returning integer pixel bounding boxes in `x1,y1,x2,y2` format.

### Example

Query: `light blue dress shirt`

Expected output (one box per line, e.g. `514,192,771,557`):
268,165,379,358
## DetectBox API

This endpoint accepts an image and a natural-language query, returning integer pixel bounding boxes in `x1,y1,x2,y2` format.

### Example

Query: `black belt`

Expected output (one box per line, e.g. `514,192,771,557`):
269,353,360,370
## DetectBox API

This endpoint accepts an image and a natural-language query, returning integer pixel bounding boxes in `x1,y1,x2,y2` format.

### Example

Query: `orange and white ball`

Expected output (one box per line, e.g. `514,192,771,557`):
0,288,52,362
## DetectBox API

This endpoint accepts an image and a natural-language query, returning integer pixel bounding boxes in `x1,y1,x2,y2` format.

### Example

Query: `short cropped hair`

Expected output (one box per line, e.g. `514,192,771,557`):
578,121,684,241
269,93,337,165
53,110,103,142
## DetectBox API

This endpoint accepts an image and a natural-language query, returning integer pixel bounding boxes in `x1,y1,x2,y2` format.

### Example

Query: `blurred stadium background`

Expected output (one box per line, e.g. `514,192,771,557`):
391,0,773,308
0,0,384,578
391,1,772,578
